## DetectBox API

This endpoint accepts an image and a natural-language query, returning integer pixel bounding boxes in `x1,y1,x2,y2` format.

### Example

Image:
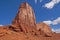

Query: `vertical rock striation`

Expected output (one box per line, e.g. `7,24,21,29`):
11,2,38,35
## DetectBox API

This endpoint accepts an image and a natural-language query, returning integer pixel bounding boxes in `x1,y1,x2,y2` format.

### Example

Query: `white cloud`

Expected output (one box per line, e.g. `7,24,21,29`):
35,0,37,4
44,0,60,9
52,28,60,33
52,17,60,25
44,2,55,9
34,0,43,4
40,0,42,2
0,25,3,26
43,20,52,25
43,17,60,25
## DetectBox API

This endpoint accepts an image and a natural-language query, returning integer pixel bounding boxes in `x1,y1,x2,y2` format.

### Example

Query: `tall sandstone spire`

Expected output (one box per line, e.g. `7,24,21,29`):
10,2,39,34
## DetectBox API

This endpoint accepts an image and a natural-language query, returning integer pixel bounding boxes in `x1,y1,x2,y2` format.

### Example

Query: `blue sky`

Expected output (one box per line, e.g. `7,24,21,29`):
0,0,60,33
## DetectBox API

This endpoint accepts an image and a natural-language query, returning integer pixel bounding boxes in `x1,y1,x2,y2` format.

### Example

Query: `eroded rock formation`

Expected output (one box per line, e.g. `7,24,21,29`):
10,2,39,35
0,2,53,39
36,22,52,36
0,26,12,37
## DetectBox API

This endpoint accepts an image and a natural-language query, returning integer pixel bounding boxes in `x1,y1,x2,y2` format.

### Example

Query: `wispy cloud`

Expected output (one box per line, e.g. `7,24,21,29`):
44,0,60,9
43,17,60,25
0,25,3,26
35,0,37,4
52,28,60,33
52,17,60,25
34,0,42,4
43,20,52,25
40,0,42,2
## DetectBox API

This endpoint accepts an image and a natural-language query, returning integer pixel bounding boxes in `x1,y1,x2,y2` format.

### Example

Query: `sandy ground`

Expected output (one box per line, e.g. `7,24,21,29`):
0,32,60,40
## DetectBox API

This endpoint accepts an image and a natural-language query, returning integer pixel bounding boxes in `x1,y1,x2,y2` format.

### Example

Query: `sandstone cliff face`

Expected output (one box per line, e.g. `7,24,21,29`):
10,2,39,34
12,2,36,26
36,22,52,36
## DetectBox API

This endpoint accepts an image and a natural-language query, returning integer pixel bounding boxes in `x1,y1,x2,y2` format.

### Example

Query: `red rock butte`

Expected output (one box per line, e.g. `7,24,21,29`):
0,2,60,40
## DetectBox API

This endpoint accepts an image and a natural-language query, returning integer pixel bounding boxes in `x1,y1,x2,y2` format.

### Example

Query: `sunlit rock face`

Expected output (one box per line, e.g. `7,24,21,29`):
11,2,39,34
36,22,52,36
0,26,12,37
